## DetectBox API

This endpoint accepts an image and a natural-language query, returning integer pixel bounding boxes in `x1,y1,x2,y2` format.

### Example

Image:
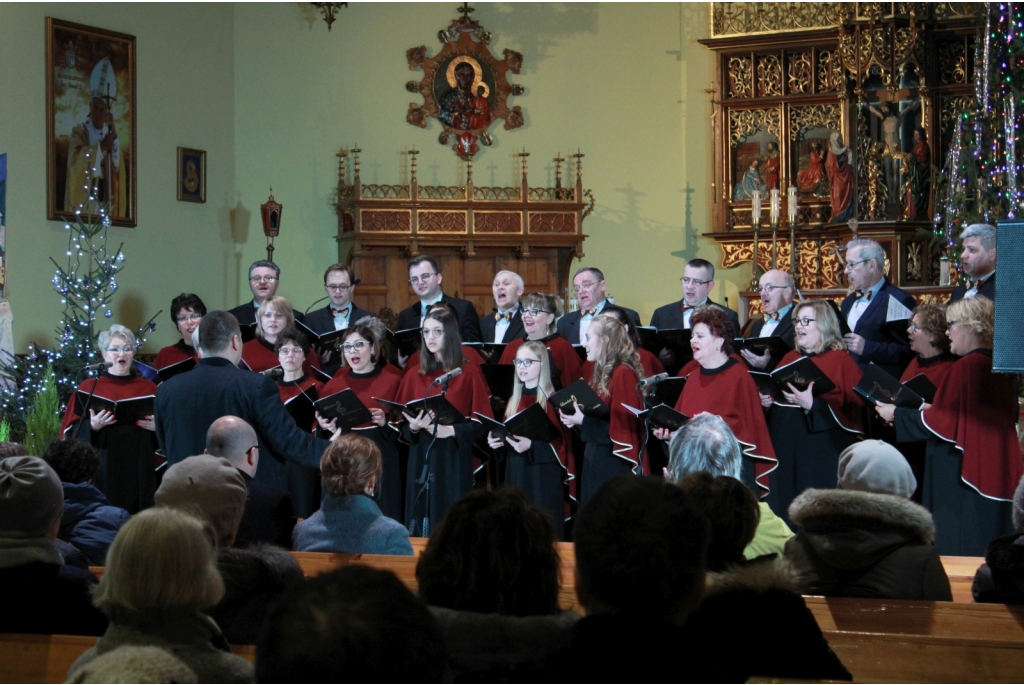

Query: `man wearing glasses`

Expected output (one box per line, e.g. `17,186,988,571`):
228,260,304,327
740,269,797,371
557,266,641,345
839,238,915,377
396,255,482,342
650,259,739,334
305,264,374,335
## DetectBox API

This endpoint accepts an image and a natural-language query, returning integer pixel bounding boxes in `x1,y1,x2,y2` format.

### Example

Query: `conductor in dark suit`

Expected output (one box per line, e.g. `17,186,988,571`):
949,223,997,303
650,259,740,333
741,269,796,371
839,238,916,378
154,311,333,494
205,415,296,549
557,267,641,345
303,264,373,374
395,255,482,343
480,270,526,344
228,260,303,327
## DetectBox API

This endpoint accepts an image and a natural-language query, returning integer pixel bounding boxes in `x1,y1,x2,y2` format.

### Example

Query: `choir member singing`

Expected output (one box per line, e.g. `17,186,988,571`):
396,307,493,535
487,341,574,538
499,292,582,390
242,296,321,375
60,324,158,514
761,300,865,525
319,322,404,522
153,293,205,374
274,326,323,517
559,315,644,507
876,297,1023,555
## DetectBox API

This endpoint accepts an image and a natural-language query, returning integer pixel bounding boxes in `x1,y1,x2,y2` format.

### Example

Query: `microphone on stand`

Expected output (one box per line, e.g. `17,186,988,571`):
638,372,669,388
429,368,463,387
261,367,284,380
83,361,114,371
304,296,329,316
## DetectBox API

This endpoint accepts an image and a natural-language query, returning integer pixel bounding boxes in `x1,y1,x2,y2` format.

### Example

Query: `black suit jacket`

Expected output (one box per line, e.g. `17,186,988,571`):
949,272,996,304
839,278,916,377
747,313,796,347
480,306,526,343
396,293,482,342
154,357,329,492
303,303,375,335
557,304,641,344
235,471,296,549
227,300,304,326
649,298,741,336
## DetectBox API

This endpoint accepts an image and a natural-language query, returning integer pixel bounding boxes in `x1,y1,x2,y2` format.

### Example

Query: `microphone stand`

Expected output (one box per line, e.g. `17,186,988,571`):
411,377,450,537
71,366,104,441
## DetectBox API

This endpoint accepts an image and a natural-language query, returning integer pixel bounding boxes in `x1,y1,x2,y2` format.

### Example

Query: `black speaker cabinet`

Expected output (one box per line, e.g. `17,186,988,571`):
993,220,1024,373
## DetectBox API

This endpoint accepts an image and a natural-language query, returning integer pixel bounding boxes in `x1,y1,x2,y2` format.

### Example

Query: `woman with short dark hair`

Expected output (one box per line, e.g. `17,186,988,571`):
154,293,206,377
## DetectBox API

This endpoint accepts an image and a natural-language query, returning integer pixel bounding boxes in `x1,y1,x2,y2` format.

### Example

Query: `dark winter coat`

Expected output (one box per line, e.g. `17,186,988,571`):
786,488,952,601
973,530,1024,604
59,481,130,566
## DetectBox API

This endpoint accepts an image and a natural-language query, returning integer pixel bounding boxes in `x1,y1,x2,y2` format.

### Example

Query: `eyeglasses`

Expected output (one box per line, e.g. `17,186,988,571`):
325,284,352,292
106,347,132,354
278,347,304,357
522,307,554,316
844,259,870,272
175,313,201,324
908,322,919,332
794,318,816,327
572,281,600,293
680,277,711,287
421,328,444,338
759,284,789,293
512,358,540,367
250,275,279,284
342,340,369,353
408,273,437,285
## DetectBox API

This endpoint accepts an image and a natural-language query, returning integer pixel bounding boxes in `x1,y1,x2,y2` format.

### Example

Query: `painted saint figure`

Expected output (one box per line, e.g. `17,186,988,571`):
733,159,767,202
796,141,827,194
826,132,855,223
439,62,478,131
905,127,930,220
762,142,780,191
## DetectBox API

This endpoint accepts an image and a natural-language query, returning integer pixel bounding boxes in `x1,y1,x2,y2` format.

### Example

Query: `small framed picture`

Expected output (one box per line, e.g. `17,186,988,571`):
176,147,206,203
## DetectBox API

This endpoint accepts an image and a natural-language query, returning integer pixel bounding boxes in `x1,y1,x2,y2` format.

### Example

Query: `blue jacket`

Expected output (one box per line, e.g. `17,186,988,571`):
293,493,413,556
59,482,130,566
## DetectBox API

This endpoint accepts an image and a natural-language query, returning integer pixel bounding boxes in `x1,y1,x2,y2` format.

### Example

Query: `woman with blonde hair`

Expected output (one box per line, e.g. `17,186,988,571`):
498,292,582,390
877,296,1023,555
293,433,412,555
69,507,253,683
559,314,644,506
487,341,573,537
761,300,864,525
241,295,321,375
59,324,158,513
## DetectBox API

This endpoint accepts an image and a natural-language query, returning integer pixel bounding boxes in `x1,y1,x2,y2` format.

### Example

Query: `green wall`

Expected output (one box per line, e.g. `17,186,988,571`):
2,3,750,353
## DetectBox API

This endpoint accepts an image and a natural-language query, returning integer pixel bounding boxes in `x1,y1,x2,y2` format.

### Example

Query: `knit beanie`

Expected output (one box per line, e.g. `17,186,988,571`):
155,455,247,548
837,439,917,499
0,456,64,537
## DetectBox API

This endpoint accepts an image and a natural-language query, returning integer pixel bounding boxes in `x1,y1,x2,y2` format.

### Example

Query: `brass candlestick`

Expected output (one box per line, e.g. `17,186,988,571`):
770,216,779,270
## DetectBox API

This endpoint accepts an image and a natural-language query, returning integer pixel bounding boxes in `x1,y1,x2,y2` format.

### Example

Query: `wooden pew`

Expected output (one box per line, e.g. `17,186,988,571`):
0,634,255,684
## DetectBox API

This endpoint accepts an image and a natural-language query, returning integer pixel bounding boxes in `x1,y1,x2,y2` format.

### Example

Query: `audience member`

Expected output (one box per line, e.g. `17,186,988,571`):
256,565,448,683
667,414,793,559
155,454,303,645
0,441,30,458
678,472,853,682
205,415,296,548
416,488,577,680
786,440,952,601
69,508,253,683
42,438,130,566
293,434,412,555
0,456,107,636
973,475,1024,604
66,645,198,684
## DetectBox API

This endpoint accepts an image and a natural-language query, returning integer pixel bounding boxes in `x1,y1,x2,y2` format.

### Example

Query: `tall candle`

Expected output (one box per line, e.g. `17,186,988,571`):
752,190,762,226
770,188,780,221
787,186,798,222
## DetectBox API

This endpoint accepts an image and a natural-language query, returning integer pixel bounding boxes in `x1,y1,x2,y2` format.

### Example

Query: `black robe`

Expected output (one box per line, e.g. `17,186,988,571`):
578,364,644,508
276,374,322,518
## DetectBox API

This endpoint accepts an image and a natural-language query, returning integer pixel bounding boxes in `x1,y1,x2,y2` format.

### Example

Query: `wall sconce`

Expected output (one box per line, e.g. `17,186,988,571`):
260,188,282,263
311,3,347,32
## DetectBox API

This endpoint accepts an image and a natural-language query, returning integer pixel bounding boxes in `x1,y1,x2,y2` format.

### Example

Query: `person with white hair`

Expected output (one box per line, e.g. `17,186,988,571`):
949,223,997,303
480,270,526,344
59,324,158,513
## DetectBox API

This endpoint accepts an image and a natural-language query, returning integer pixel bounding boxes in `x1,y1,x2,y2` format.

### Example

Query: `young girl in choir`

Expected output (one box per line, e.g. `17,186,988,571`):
487,341,573,538
761,300,864,525
274,326,323,517
559,315,644,506
498,292,582,390
395,307,492,535
318,321,404,522
242,296,321,375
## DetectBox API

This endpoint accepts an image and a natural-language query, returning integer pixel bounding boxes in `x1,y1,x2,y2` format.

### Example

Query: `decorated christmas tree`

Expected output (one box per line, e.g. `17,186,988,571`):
933,2,1024,270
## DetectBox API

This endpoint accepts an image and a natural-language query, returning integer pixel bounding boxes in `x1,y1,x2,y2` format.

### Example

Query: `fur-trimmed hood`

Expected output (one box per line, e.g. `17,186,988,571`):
705,556,808,597
788,488,936,571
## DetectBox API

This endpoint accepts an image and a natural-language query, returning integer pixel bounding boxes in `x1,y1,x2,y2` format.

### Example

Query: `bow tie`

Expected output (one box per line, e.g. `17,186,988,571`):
681,304,694,313
766,312,780,322
581,308,597,317
331,306,350,317
495,311,513,322
854,290,872,301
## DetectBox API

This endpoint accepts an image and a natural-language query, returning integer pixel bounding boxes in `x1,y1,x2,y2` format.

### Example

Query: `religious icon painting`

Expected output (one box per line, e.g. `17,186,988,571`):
404,4,525,161
176,147,206,203
793,125,832,199
728,107,782,203
46,18,137,227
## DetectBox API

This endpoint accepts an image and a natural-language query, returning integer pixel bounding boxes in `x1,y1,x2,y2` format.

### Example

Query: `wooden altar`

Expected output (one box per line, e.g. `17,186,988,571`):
332,149,592,326
701,2,982,319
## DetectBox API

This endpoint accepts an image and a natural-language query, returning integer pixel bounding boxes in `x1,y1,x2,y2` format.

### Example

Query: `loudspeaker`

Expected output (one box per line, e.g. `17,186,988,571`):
993,220,1024,373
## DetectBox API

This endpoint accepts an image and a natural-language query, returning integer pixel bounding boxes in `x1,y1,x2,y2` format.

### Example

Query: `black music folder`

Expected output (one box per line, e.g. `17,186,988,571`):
374,395,465,426
549,379,609,419
733,336,793,359
475,402,561,443
314,388,374,430
623,403,689,432
853,362,934,408
751,356,836,404
74,391,154,424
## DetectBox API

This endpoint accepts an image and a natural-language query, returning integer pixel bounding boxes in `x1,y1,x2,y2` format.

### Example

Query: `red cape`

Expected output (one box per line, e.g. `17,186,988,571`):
500,335,583,390
674,359,777,496
900,353,957,387
242,338,321,376
777,349,864,433
60,373,157,435
590,364,645,474
154,340,200,370
322,366,403,429
922,351,1023,501
582,348,664,384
